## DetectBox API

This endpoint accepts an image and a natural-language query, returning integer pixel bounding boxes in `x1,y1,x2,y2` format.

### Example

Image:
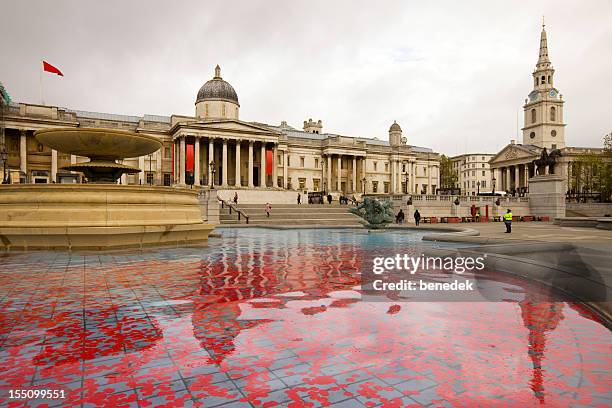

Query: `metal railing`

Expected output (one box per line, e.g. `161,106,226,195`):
218,198,249,224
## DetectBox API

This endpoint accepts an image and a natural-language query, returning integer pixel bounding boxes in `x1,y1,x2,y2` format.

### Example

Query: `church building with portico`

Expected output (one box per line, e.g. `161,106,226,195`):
488,23,608,195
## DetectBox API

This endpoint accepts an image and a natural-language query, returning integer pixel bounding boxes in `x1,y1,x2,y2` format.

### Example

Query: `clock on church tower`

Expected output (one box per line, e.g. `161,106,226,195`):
521,23,566,150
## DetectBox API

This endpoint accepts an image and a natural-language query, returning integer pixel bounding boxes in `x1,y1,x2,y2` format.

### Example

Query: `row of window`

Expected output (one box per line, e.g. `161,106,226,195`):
462,180,487,189
535,75,552,86
531,106,556,123
463,170,488,177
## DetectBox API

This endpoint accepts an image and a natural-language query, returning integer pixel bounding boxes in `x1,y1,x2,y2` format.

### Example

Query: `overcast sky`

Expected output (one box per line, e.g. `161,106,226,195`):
2,0,611,155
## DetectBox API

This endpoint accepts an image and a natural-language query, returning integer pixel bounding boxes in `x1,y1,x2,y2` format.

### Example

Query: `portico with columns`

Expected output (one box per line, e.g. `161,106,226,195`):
171,123,281,189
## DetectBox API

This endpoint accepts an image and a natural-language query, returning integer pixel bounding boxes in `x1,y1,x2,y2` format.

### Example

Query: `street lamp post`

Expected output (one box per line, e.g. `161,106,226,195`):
361,177,366,194
209,161,216,189
492,176,496,195
404,171,409,194
477,180,480,195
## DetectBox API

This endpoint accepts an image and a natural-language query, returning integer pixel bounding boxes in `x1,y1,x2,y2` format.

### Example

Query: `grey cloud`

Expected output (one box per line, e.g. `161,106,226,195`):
1,0,610,155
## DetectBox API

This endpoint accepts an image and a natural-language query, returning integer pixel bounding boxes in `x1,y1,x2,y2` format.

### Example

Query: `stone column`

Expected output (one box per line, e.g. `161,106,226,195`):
248,141,254,187
337,155,342,192
363,158,367,193
515,165,520,189
235,140,241,187
272,144,278,188
138,156,145,184
352,156,357,193
51,149,57,183
282,150,288,189
397,161,402,193
19,130,27,178
208,138,214,185
427,164,432,194
179,137,186,185
390,159,395,194
524,165,529,188
327,155,332,193
260,143,266,187
156,148,162,185
505,166,511,191
173,140,178,183
222,139,228,186
194,138,201,186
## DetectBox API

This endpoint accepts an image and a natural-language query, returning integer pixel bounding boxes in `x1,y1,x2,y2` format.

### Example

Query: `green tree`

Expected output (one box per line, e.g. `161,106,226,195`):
439,155,458,189
569,134,612,201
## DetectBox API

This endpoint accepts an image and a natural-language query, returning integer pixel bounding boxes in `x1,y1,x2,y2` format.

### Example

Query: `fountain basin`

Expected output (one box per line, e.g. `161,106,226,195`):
34,128,162,160
0,184,214,250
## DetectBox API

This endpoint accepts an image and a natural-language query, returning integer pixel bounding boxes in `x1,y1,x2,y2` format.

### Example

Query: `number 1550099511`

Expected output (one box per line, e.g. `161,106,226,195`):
9,389,66,399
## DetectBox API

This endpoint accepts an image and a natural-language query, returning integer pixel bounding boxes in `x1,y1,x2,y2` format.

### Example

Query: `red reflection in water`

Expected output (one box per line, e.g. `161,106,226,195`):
0,239,610,408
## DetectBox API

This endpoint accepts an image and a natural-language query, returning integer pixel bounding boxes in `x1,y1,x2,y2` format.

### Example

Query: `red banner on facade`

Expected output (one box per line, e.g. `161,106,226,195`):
186,144,194,172
266,150,272,175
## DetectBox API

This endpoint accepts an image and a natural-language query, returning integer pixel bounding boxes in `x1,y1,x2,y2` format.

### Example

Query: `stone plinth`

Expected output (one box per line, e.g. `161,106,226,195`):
528,174,566,218
0,184,215,251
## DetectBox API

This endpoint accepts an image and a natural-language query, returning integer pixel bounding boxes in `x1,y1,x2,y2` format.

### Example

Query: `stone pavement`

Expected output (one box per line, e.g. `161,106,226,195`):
413,221,612,246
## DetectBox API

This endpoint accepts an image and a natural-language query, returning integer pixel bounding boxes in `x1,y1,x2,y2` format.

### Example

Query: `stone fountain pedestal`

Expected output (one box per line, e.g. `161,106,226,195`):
0,128,214,251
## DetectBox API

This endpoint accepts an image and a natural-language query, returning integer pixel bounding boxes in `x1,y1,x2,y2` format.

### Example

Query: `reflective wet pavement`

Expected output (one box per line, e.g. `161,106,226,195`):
0,228,610,407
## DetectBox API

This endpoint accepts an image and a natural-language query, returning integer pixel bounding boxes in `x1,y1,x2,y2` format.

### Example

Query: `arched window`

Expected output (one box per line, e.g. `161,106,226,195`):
235,107,238,118
550,106,556,121
541,75,546,84
531,109,537,124
547,75,551,84
530,132,535,139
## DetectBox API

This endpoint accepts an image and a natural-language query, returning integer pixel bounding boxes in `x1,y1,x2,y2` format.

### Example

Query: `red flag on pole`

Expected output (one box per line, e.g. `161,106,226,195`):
42,61,63,76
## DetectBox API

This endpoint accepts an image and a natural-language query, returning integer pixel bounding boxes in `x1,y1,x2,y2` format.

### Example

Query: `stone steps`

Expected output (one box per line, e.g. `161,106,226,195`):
219,203,363,226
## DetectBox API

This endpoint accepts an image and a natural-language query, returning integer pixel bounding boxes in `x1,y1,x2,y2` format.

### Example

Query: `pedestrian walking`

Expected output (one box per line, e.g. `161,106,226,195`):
297,193,301,205
327,194,332,205
233,192,238,205
503,209,513,233
265,203,272,218
396,209,405,224
414,209,421,226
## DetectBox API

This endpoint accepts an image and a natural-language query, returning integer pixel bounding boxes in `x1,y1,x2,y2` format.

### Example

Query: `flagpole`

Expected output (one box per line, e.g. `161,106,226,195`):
39,61,44,105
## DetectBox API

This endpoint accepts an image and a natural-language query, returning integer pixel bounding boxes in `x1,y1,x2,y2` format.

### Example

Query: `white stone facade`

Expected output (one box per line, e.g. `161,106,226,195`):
450,153,495,195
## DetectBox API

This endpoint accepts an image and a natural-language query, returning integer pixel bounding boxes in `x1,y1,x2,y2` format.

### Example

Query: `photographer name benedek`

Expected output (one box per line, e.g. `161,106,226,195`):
373,279,475,291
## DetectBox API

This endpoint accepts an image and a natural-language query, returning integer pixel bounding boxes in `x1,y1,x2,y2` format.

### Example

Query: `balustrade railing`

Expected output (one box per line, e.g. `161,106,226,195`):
218,198,249,224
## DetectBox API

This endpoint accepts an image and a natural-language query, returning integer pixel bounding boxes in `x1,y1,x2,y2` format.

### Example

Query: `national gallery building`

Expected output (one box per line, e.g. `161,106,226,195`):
1,65,440,195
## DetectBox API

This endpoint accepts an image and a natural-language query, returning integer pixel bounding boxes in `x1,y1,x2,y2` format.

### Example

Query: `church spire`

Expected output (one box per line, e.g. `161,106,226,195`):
536,19,551,69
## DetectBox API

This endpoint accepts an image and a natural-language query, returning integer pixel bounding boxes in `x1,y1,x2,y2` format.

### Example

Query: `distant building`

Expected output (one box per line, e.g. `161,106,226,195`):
450,153,495,195
1,65,440,194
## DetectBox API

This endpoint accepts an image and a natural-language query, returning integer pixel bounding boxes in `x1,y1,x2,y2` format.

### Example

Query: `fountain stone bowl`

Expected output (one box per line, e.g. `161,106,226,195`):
35,128,162,183
0,128,214,251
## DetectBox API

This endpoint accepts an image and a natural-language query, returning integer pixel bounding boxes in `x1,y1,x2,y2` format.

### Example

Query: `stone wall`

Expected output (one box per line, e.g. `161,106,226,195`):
216,188,306,204
566,203,612,217
374,194,531,218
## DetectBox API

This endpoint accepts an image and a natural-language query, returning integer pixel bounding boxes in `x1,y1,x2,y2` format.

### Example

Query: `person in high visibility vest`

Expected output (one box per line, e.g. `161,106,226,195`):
503,209,513,233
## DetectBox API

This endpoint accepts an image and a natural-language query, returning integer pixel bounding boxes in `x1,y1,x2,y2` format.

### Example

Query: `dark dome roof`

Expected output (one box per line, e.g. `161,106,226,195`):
196,65,239,106
389,121,402,132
